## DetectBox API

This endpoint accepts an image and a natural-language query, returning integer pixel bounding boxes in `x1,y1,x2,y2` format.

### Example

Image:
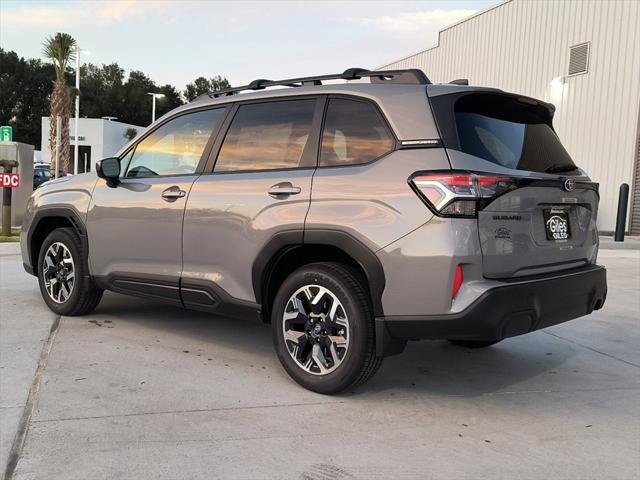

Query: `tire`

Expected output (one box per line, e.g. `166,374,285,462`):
37,227,103,316
271,262,382,394
448,339,501,349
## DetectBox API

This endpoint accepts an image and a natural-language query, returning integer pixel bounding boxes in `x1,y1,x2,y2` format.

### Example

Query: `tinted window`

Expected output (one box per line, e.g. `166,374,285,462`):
35,169,50,179
215,100,316,172
320,98,394,167
454,94,575,173
125,109,224,178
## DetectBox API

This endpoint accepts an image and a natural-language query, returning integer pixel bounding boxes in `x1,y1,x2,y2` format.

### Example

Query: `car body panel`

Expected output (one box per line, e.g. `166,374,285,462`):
477,184,599,278
20,173,97,272
376,217,485,316
86,175,197,282
182,169,313,303
305,148,448,253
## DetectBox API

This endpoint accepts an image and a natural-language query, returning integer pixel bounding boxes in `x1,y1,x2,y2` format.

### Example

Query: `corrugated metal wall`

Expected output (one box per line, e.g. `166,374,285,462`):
381,0,640,232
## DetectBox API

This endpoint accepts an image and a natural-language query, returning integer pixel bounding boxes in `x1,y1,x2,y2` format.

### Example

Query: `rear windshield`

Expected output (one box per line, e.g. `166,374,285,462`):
446,93,575,173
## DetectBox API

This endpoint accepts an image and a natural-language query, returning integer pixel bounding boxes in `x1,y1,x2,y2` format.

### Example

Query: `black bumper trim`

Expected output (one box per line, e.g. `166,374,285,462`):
375,264,607,357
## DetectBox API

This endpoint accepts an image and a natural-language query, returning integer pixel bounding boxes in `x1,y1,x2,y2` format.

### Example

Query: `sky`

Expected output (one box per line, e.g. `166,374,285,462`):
0,0,499,91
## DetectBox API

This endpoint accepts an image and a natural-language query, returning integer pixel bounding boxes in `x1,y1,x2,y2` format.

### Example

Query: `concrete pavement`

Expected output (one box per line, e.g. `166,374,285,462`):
1,248,639,479
0,249,58,478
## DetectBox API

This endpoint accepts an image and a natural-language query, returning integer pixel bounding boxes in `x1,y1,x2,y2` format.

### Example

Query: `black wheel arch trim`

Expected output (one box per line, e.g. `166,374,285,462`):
253,229,386,319
27,207,88,276
252,229,304,310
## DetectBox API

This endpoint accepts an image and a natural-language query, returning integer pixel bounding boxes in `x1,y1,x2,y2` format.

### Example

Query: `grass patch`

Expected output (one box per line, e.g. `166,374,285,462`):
0,228,20,242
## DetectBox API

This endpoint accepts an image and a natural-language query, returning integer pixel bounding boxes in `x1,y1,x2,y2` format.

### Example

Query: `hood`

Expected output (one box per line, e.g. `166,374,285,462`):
35,171,98,198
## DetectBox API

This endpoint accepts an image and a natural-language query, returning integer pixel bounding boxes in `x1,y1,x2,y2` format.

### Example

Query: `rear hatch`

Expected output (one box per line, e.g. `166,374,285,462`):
428,88,599,278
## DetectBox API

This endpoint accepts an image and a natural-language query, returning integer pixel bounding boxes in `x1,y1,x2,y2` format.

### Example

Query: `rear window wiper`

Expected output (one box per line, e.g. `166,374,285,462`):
545,163,578,173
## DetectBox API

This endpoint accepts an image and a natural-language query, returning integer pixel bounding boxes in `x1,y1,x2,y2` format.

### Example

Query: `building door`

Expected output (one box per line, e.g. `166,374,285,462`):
70,146,91,174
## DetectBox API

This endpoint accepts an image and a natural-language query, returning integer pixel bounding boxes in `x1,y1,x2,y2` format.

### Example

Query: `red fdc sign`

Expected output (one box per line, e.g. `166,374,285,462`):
0,173,19,188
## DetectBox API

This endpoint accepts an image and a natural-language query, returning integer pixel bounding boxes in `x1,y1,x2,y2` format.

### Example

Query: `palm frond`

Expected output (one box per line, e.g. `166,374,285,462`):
42,32,77,79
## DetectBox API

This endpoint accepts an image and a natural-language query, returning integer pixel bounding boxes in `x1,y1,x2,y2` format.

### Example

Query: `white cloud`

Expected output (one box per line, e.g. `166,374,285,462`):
357,9,477,33
1,0,169,29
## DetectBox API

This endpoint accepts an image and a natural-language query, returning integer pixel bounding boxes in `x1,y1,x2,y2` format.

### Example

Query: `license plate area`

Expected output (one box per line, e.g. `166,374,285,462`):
544,208,571,241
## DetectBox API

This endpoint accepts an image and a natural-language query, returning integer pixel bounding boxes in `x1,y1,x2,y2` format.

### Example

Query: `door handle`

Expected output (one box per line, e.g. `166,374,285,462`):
161,186,186,201
268,182,302,198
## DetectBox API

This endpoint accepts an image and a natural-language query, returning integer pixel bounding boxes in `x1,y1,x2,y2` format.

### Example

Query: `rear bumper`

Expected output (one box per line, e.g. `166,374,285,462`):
375,264,607,356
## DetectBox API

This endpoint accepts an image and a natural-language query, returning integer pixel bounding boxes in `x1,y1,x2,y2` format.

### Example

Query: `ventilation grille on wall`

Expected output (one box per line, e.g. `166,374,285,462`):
568,42,590,76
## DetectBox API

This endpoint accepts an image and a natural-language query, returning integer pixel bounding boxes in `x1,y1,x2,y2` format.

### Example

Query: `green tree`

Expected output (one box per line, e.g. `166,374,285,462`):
184,75,231,101
120,70,157,126
42,32,76,176
1,47,231,144
77,63,125,120
153,84,181,119
0,48,55,149
73,66,184,126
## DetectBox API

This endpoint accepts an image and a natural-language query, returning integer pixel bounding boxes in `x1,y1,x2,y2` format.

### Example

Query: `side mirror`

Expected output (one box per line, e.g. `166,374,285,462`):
96,157,120,185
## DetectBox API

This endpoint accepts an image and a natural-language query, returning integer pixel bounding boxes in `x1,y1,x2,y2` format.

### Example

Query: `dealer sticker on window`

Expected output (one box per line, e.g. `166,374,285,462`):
544,208,571,241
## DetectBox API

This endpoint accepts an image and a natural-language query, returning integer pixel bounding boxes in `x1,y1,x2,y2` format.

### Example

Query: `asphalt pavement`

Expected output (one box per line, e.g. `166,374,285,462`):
1,244,639,480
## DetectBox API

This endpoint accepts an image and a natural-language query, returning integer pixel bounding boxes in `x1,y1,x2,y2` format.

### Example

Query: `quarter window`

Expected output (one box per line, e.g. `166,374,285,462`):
215,99,316,172
125,108,224,178
320,98,394,167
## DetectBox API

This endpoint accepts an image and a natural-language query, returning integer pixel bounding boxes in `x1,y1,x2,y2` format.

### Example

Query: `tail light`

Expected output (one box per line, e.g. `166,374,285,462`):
409,172,518,217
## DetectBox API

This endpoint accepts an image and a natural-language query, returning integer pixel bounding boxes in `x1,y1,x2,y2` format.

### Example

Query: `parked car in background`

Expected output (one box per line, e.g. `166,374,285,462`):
20,68,607,393
33,163,51,189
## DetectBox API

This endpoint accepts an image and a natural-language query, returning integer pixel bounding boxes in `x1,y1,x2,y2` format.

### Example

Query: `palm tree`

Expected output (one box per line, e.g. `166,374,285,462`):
42,33,76,176
124,127,138,141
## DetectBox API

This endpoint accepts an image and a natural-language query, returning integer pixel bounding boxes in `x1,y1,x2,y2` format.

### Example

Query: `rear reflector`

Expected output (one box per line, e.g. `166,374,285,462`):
410,171,518,217
452,265,463,300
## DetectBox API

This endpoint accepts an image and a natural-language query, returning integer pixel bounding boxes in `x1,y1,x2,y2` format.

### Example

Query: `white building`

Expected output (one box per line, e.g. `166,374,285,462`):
40,118,143,173
380,0,640,234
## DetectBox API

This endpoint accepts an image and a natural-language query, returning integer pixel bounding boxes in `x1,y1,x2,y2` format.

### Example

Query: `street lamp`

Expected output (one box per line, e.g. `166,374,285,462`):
147,93,165,124
73,47,90,175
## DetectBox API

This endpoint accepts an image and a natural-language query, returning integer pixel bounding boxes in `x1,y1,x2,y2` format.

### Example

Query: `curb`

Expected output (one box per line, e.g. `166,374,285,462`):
0,242,20,256
598,236,640,250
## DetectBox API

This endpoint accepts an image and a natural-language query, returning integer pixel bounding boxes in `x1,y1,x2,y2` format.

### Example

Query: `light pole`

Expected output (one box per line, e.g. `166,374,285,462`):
147,93,165,124
73,47,90,175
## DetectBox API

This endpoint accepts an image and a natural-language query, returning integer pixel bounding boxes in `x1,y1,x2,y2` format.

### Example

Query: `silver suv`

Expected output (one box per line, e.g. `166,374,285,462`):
21,68,607,393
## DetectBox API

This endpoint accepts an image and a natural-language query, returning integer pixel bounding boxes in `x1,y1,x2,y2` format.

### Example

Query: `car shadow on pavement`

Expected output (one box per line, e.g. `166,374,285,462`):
92,292,573,399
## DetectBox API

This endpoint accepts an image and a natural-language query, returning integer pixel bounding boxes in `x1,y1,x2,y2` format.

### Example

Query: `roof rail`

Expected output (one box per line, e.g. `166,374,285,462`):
196,67,430,100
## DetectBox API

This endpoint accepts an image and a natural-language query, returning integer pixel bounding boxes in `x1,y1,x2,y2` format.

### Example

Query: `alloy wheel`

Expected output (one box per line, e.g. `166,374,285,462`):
42,242,75,304
282,284,350,375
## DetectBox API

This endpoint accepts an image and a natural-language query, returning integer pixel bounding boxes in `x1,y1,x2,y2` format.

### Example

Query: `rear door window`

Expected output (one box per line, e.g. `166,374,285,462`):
320,98,394,167
436,93,576,173
215,99,316,172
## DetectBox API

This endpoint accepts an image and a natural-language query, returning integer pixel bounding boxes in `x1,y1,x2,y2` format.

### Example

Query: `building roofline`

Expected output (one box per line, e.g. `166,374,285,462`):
376,0,512,69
